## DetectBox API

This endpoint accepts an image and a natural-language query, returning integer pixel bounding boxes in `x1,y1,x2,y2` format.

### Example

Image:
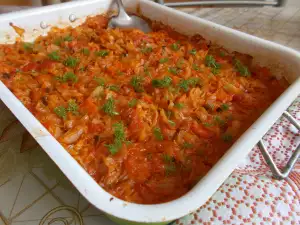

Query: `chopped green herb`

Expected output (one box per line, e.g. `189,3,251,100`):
189,49,197,55
176,58,185,68
220,51,226,57
108,85,120,92
105,122,126,155
93,77,105,86
152,76,172,88
222,133,233,142
95,50,109,57
159,58,169,64
234,59,251,77
205,55,221,70
64,57,78,68
182,142,193,149
214,115,225,126
178,77,200,92
23,42,33,51
144,66,152,78
56,72,78,83
192,64,200,71
174,103,184,109
128,99,138,108
67,99,79,115
203,122,213,127
168,67,179,75
130,76,144,92
102,97,119,116
48,51,60,61
153,127,163,141
79,66,86,72
141,46,153,54
165,163,176,176
54,106,67,120
63,35,73,42
171,42,180,51
220,103,229,111
162,154,174,163
82,48,90,56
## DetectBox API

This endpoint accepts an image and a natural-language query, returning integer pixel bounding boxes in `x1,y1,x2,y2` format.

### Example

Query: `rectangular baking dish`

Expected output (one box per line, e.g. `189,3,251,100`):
0,0,299,224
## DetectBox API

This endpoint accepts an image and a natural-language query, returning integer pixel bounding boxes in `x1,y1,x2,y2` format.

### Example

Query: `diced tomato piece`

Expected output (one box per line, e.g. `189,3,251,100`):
22,62,39,72
81,98,98,115
191,122,214,139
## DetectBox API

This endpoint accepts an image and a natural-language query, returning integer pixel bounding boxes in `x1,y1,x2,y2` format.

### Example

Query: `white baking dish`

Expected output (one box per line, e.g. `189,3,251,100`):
0,0,299,224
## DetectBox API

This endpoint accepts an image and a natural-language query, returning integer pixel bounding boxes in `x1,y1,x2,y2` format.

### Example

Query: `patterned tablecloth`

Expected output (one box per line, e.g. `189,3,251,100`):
0,3,300,225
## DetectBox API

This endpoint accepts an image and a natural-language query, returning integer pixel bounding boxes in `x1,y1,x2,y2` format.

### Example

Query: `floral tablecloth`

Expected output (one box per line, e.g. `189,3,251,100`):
0,3,300,225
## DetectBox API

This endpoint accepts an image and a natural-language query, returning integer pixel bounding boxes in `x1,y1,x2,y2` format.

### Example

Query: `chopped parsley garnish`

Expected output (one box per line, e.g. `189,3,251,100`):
141,46,153,54
95,50,109,57
144,66,152,77
203,122,213,127
152,76,172,88
162,154,176,175
54,106,67,120
56,72,78,83
153,127,163,141
192,64,200,71
211,67,220,75
174,103,185,109
168,67,179,75
182,142,193,149
189,49,197,55
222,133,233,142
214,115,225,126
105,122,126,155
82,48,90,56
64,57,78,68
205,55,221,70
53,38,62,46
130,76,144,92
63,35,73,42
67,99,79,115
128,98,138,108
178,77,200,92
102,97,119,116
93,77,105,86
23,42,33,51
220,103,229,111
48,51,60,61
168,120,176,126
220,51,226,57
171,42,180,51
108,85,120,92
159,58,169,64
234,59,251,77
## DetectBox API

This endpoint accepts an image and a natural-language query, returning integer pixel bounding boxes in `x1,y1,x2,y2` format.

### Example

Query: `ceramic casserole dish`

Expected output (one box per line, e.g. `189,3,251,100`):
0,0,299,224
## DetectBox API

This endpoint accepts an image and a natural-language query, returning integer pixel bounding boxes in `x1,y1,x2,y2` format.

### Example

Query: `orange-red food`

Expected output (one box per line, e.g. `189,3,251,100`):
0,15,288,204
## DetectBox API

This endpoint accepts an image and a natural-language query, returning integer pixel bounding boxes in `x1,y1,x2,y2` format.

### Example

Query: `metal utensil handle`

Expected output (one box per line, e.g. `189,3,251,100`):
258,111,300,180
157,0,286,7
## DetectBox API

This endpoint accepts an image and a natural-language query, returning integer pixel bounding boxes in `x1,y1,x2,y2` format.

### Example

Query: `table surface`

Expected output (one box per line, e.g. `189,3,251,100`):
0,2,299,225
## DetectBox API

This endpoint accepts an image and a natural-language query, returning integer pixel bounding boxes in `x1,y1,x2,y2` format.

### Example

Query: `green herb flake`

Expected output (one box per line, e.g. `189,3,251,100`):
153,127,164,141
168,67,179,75
48,51,60,61
82,48,90,56
23,42,33,51
222,133,233,142
234,59,251,77
54,38,62,46
162,154,174,163
93,77,105,87
171,42,180,51
205,55,221,70
211,67,220,75
178,77,200,92
95,50,109,57
189,49,197,55
168,120,176,126
63,35,73,42
174,103,184,109
159,58,169,64
130,76,144,93
56,72,78,83
108,85,120,92
203,122,213,127
152,76,172,88
64,57,78,68
105,122,126,155
220,103,229,111
214,115,225,126
144,66,152,78
54,106,67,120
220,51,226,57
102,97,119,116
192,64,200,71
182,142,193,149
128,99,138,108
67,99,79,115
141,46,153,54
